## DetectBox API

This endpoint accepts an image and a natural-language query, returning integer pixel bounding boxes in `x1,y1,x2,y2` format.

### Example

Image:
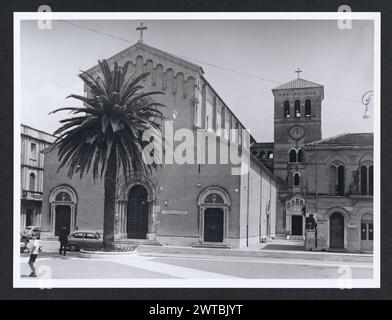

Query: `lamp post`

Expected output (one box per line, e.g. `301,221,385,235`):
362,90,373,119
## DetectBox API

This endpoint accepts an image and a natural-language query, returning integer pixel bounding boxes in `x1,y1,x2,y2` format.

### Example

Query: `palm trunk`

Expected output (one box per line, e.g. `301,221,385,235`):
103,148,117,249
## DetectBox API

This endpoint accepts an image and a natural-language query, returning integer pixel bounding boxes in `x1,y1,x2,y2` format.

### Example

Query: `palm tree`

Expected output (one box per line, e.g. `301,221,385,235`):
50,59,165,249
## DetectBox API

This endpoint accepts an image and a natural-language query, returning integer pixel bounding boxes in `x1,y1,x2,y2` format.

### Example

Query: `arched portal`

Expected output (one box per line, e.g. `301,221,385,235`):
198,187,230,244
330,212,345,249
49,186,77,237
127,185,149,239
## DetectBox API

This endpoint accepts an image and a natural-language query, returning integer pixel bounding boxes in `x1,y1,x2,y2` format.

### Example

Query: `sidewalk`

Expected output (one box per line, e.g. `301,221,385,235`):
137,241,373,263
35,239,373,263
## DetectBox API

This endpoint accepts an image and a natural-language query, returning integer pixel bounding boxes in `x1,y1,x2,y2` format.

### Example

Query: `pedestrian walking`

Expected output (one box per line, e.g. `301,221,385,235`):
59,227,68,256
28,235,40,277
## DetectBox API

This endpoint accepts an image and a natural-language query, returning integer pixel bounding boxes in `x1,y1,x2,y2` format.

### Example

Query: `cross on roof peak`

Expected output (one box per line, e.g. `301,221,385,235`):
136,22,147,42
295,68,302,79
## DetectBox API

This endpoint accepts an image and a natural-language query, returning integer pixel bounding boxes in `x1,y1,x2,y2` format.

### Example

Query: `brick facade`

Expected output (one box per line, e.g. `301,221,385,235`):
41,42,277,248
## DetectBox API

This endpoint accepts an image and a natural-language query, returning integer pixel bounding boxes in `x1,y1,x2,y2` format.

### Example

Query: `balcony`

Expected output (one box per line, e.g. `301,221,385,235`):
22,190,43,201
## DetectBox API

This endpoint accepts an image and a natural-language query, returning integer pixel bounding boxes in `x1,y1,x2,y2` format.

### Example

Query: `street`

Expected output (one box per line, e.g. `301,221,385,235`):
19,249,373,280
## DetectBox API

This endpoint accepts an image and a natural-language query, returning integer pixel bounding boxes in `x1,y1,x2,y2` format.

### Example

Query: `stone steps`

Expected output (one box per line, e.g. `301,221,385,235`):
191,243,231,249
115,239,163,246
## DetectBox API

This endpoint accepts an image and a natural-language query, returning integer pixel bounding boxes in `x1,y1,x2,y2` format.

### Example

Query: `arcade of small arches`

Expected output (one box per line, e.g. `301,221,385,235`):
91,53,198,99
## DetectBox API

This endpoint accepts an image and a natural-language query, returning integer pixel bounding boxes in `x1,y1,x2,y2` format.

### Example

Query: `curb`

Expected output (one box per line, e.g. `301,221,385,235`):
136,245,373,263
79,249,138,260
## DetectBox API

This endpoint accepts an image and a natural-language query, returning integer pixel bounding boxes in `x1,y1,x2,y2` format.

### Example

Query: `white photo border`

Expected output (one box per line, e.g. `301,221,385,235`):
13,11,381,289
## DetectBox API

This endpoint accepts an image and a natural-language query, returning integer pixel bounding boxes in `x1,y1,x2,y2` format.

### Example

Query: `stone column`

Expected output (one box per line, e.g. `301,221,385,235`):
286,212,291,238
50,204,55,235
199,207,205,243
224,207,229,244
70,205,75,232
146,200,156,240
115,200,127,239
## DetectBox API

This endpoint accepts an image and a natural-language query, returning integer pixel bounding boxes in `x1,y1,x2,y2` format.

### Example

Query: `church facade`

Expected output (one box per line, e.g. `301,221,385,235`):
40,41,277,248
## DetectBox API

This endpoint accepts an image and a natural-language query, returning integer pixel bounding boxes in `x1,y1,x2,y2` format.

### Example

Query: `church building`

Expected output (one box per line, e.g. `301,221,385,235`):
40,37,277,248
40,27,373,253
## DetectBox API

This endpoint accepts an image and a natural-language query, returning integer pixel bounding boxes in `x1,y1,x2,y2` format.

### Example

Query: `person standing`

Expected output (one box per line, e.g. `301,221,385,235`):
28,235,40,277
59,227,68,256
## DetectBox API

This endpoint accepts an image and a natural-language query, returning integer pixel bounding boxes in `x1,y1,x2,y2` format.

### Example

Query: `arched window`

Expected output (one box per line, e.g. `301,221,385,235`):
369,165,373,195
330,164,345,195
55,191,72,202
259,151,266,159
294,100,301,118
289,149,297,162
329,166,336,195
29,173,35,191
305,99,312,117
361,166,368,195
294,173,300,186
267,151,274,159
284,100,290,118
252,150,258,156
297,149,304,162
205,193,224,204
337,165,345,196
360,164,374,196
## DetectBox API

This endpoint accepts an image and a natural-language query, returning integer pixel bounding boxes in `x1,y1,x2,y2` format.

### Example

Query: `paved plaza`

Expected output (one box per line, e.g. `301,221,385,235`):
19,241,373,280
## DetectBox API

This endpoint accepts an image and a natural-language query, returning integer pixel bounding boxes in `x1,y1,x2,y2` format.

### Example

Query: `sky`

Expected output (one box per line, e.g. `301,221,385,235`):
19,19,374,142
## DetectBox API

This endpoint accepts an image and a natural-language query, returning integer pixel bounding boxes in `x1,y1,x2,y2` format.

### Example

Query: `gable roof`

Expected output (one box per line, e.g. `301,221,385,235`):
86,41,204,74
306,133,373,147
272,78,323,91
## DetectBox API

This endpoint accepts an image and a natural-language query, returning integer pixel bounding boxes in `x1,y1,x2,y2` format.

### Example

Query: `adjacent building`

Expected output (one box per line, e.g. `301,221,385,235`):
20,124,55,230
305,133,373,252
269,78,374,252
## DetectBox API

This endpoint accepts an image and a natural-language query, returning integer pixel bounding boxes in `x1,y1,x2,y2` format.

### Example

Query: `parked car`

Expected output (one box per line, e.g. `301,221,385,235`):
67,231,102,251
20,236,29,253
21,226,41,239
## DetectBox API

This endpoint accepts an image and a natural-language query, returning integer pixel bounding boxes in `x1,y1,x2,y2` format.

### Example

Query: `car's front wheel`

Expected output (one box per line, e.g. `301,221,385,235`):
68,244,79,252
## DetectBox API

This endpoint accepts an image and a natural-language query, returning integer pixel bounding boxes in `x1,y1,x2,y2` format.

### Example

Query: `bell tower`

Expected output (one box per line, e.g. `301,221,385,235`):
272,74,324,236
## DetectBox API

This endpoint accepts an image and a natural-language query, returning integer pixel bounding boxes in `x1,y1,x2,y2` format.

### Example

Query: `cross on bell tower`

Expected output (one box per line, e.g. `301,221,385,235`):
136,22,147,43
295,68,302,79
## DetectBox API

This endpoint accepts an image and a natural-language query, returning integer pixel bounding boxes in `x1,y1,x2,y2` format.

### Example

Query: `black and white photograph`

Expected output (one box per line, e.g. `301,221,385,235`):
13,11,380,289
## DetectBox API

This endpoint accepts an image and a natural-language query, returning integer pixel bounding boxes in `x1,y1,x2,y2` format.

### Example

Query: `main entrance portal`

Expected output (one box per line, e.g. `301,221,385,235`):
127,185,149,239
